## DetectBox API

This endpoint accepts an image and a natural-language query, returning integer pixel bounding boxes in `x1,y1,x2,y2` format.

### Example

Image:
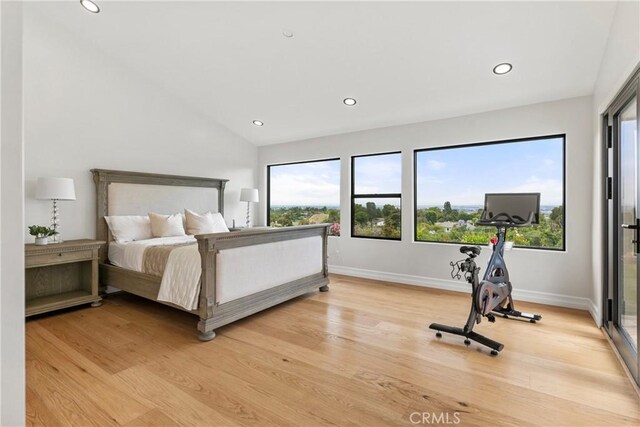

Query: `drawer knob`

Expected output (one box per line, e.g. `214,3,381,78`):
58,253,62,256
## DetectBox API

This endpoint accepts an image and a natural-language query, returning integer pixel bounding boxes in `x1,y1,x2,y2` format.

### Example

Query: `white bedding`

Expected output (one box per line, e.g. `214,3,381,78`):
108,241,128,268
108,235,201,310
108,235,197,272
107,234,323,311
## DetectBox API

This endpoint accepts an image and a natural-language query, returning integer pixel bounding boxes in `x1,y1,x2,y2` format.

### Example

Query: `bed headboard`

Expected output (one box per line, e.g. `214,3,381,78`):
91,169,228,258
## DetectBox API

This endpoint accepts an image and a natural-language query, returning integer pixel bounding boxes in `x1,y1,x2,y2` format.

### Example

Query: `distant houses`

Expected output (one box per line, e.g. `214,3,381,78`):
434,219,475,232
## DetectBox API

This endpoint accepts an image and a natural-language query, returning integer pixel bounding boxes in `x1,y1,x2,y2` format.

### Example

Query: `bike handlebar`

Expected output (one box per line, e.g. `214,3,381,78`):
475,211,536,228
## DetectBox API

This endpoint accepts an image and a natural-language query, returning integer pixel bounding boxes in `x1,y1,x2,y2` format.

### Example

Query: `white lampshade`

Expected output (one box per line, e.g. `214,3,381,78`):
36,177,76,200
239,188,259,203
240,188,260,203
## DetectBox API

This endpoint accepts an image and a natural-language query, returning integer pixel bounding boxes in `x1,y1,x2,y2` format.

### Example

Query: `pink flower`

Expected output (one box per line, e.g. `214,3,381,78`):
329,222,341,236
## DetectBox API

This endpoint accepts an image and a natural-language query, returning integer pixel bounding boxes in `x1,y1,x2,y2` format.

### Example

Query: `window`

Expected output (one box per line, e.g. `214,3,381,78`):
267,158,341,236
351,152,402,240
414,135,565,250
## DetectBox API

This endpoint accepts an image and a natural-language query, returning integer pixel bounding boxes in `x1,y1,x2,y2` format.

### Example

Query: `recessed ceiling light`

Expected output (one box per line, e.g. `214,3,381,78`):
343,98,357,106
252,120,264,126
282,30,294,38
493,63,512,75
80,0,100,13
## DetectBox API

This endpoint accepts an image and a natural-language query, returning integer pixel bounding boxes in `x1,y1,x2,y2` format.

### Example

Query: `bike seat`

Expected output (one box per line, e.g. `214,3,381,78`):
460,246,481,257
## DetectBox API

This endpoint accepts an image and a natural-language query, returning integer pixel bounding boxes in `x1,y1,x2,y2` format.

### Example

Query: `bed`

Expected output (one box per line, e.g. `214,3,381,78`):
91,169,330,341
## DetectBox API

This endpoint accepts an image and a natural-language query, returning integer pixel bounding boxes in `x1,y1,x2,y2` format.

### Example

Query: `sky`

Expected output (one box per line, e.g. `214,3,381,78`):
353,153,402,194
269,137,565,208
269,159,341,206
416,137,564,206
269,153,402,206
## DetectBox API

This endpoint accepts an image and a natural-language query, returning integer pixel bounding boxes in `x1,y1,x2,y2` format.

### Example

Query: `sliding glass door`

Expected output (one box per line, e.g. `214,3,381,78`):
604,67,640,384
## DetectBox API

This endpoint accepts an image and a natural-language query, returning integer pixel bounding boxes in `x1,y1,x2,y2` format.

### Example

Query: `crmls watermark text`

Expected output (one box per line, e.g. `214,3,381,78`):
409,411,461,425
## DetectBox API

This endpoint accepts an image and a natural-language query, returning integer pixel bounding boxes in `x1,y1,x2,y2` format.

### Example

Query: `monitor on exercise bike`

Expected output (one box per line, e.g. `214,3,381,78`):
480,193,540,226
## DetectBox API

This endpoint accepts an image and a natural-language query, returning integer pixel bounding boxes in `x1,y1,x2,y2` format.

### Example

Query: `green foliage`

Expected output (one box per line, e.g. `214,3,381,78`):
354,209,369,226
269,206,341,236
366,202,381,220
327,209,340,223
416,201,564,249
424,210,438,224
28,225,57,238
269,200,563,248
353,202,401,238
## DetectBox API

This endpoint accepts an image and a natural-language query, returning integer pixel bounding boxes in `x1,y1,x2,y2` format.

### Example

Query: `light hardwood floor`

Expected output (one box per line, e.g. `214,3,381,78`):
26,275,640,426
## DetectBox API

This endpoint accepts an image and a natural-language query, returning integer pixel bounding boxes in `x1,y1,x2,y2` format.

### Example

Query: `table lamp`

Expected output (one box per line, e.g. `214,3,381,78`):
239,188,259,228
36,177,76,243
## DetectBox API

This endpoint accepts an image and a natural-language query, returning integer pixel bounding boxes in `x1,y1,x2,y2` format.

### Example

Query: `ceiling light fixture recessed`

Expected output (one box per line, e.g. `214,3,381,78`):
80,0,100,13
343,98,357,106
493,63,513,75
282,30,294,38
252,120,264,127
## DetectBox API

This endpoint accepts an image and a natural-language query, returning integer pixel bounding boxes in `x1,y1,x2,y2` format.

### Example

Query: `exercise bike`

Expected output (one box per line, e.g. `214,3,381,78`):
429,193,543,355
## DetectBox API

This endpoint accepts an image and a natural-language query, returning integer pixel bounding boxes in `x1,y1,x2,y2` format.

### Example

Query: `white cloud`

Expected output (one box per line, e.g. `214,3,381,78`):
354,154,402,193
270,171,340,206
426,159,446,171
509,176,563,205
417,175,563,206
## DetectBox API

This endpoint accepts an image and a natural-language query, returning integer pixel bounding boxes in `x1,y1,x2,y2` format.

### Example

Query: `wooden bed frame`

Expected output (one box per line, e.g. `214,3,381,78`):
92,169,330,341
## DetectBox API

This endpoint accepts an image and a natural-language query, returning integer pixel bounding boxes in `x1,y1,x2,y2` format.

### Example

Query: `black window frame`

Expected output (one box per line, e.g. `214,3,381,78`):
413,134,567,251
266,157,341,229
351,151,403,241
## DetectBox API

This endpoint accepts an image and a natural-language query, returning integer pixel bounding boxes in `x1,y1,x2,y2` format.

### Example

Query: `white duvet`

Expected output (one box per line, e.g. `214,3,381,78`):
113,235,202,310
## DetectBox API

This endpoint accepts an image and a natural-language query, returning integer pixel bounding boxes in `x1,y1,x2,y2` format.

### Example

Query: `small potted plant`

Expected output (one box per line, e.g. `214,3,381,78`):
28,225,57,245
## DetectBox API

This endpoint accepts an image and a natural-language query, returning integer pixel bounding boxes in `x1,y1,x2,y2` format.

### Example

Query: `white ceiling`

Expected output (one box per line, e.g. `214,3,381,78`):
32,1,617,146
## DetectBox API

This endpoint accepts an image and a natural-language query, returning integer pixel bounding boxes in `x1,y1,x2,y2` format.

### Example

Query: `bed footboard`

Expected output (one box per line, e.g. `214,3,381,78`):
195,224,330,341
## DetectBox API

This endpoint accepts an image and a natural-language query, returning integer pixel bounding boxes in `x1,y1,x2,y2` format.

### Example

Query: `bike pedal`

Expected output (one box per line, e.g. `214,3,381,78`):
486,314,496,323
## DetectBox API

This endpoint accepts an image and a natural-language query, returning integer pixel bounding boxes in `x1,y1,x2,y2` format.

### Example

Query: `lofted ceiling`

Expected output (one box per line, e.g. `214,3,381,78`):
30,1,617,145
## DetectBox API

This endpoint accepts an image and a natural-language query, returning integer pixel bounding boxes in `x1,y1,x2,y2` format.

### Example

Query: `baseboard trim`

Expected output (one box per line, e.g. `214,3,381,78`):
589,300,602,327
329,264,594,312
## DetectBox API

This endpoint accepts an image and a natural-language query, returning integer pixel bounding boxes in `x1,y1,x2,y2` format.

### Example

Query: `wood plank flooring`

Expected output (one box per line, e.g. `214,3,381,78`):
26,275,640,426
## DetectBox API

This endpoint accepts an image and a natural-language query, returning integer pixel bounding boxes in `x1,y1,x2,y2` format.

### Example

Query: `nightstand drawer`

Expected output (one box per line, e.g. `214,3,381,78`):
26,249,93,268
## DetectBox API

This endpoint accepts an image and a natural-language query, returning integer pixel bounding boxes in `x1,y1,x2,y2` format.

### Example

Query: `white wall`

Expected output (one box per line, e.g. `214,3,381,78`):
23,8,258,241
0,2,25,425
591,0,640,325
259,96,595,313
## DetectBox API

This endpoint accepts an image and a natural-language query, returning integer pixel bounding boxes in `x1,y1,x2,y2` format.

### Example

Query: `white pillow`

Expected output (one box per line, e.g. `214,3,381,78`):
104,215,153,243
148,212,186,237
184,209,229,235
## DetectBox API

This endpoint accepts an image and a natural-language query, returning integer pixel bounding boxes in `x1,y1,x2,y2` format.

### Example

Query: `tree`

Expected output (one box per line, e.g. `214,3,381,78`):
327,209,340,223
366,202,380,222
382,204,397,218
550,206,564,231
355,210,369,226
425,210,438,224
382,211,401,238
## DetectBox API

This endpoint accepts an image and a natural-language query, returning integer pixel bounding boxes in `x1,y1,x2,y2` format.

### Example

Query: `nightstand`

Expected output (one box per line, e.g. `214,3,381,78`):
25,239,105,316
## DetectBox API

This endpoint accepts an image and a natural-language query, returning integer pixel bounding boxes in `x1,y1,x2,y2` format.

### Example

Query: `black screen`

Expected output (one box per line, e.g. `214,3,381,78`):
483,193,540,224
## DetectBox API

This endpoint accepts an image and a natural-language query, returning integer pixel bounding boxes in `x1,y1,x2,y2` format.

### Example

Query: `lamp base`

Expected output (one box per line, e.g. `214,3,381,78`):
50,199,63,243
49,233,63,244
245,202,251,228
